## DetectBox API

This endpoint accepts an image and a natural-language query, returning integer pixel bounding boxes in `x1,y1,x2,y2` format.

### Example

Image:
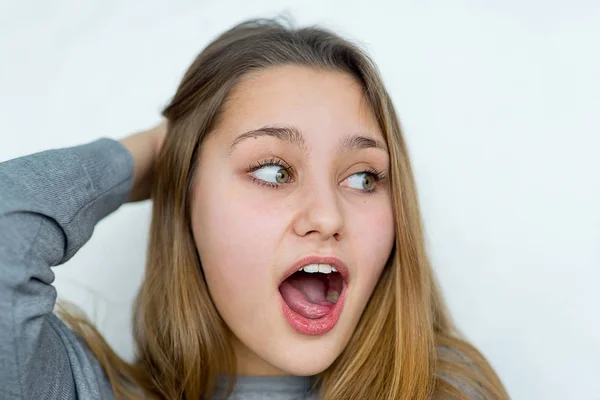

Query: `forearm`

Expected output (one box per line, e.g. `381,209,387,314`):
0,138,134,263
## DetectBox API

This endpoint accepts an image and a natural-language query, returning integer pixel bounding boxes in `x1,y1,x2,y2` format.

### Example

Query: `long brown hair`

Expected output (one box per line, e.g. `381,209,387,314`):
58,17,509,399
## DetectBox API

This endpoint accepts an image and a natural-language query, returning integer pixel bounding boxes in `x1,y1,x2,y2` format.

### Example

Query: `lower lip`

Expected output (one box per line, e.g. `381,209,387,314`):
279,283,348,335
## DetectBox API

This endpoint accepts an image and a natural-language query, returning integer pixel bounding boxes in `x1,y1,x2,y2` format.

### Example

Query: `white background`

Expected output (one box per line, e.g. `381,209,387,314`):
1,1,598,399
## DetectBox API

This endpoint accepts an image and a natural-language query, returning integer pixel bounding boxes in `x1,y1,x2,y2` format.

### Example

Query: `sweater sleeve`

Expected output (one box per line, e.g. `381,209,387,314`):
0,138,134,399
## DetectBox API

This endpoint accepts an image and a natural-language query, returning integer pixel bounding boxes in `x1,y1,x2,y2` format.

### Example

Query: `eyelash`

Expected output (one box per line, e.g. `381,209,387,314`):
246,158,387,194
246,158,294,190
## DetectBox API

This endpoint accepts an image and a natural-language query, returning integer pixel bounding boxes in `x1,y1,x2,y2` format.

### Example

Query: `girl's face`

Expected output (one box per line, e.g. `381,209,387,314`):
190,65,395,376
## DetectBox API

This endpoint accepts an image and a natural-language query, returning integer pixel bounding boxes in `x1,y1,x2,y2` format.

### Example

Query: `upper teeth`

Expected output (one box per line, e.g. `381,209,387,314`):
298,264,337,274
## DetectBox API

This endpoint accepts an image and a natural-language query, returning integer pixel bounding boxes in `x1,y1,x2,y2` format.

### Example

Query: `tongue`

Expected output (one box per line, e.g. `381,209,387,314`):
279,273,333,319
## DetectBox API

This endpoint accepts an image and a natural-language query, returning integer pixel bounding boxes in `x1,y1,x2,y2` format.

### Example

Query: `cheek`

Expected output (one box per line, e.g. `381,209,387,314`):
190,179,285,302
352,199,395,290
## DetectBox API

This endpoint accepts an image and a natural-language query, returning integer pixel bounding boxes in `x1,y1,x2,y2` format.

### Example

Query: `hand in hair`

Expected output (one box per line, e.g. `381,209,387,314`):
119,121,167,202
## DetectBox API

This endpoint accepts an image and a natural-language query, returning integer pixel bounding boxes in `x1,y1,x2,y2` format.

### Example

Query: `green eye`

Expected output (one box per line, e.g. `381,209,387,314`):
346,172,376,191
253,165,291,184
275,168,290,183
362,174,374,190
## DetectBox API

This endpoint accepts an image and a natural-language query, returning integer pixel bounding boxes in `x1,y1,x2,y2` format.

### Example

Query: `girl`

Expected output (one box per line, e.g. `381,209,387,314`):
0,18,509,400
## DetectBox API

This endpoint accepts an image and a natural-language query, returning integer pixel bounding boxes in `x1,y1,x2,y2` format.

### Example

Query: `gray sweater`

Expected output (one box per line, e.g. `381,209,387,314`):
0,139,316,399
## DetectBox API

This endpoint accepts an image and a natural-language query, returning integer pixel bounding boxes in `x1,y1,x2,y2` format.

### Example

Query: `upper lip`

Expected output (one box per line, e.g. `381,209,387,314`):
279,255,350,285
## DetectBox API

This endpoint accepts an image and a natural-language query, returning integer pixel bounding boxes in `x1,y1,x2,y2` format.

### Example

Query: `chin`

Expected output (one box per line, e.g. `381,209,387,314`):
263,326,353,376
267,348,339,376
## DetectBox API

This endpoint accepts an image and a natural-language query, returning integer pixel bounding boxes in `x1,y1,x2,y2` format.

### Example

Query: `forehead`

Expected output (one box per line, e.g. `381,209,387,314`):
214,65,383,145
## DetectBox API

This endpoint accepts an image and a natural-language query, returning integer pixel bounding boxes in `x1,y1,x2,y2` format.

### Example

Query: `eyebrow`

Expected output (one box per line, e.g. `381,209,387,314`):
228,125,388,154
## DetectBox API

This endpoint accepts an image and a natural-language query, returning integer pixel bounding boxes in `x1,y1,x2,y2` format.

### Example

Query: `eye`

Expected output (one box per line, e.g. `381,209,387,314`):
345,172,375,190
253,165,291,184
342,169,386,193
247,159,293,187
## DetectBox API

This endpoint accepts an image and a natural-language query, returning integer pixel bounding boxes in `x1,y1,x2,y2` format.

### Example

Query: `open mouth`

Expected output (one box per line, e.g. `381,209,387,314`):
278,257,349,335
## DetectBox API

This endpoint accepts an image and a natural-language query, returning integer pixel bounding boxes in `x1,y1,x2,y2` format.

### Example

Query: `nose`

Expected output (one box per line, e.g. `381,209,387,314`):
292,179,345,242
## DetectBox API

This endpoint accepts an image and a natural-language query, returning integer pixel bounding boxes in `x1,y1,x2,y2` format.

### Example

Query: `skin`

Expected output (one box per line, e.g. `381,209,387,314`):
120,120,167,202
187,65,396,376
